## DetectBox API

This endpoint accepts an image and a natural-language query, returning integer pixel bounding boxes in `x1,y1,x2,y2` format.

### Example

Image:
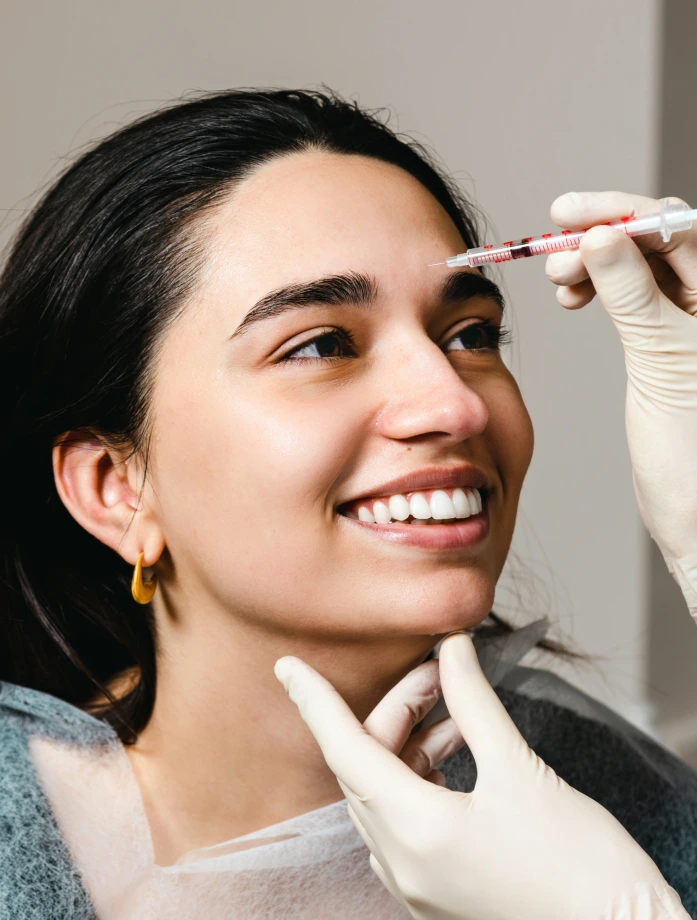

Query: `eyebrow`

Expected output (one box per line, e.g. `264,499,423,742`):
228,268,505,339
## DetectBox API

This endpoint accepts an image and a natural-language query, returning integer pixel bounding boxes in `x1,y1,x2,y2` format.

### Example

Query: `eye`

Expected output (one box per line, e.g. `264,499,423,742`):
279,326,358,362
444,320,511,353
277,321,509,364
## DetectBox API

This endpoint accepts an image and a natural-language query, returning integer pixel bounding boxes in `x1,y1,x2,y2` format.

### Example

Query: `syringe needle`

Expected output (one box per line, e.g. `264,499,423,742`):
427,261,446,267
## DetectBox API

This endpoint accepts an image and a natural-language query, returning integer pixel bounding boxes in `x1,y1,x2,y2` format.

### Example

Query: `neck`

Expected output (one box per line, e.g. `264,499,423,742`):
124,607,437,866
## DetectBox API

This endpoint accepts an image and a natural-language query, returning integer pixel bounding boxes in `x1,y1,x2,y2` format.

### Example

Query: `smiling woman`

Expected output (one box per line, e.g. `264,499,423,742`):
0,89,696,919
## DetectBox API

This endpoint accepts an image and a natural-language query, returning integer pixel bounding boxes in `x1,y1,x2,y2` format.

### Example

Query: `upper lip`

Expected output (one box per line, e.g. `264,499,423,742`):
337,464,490,508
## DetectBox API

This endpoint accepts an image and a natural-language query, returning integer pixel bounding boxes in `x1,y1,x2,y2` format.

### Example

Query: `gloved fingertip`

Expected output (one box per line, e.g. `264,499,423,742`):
545,248,582,283
578,225,630,266
441,629,469,640
274,657,295,689
440,631,477,667
550,190,583,224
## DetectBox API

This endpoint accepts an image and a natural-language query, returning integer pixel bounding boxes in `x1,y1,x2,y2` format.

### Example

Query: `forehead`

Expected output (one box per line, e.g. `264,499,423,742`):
201,150,466,304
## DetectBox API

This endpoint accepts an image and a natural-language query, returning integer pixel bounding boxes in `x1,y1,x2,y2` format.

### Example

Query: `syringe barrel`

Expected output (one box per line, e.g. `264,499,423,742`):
451,231,584,267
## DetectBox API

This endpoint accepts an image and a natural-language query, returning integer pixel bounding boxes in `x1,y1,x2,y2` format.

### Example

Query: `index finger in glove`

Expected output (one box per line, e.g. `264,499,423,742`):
437,633,530,783
274,656,428,822
550,191,697,296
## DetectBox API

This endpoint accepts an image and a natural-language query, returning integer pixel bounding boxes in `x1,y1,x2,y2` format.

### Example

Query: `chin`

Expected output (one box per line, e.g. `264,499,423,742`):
385,571,497,634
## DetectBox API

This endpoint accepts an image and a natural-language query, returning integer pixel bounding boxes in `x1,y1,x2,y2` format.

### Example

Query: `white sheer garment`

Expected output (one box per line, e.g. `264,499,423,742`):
30,733,396,919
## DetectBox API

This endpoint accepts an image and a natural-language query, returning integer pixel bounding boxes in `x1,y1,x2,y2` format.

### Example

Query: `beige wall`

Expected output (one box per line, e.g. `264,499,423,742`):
1,1,672,725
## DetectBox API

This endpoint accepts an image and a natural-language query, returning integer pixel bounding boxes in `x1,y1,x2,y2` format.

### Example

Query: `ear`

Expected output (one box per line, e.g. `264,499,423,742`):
51,429,165,568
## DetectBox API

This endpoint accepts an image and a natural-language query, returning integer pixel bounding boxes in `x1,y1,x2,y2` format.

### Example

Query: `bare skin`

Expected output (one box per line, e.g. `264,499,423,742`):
52,150,534,866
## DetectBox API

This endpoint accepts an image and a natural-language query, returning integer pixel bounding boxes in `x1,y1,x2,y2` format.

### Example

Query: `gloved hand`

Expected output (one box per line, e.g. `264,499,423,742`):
546,192,697,618
274,632,688,920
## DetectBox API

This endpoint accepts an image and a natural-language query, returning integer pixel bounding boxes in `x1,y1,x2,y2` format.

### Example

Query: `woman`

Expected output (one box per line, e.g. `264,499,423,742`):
0,88,695,918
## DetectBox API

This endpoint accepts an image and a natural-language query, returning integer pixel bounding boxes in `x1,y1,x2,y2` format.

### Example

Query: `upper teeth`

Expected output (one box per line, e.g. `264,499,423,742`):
349,487,482,524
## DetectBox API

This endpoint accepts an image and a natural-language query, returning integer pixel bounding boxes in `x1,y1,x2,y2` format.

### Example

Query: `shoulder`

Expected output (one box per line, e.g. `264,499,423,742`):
442,665,697,916
0,682,101,919
498,664,697,809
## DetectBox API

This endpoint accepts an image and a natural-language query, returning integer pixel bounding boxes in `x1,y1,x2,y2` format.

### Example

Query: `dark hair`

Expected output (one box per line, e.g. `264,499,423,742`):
0,87,580,743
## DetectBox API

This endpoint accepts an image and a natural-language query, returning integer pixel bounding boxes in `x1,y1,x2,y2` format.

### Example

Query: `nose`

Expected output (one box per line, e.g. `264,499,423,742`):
373,337,489,444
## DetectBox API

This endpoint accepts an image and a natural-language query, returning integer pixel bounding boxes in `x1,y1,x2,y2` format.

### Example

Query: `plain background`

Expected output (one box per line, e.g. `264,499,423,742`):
2,0,696,762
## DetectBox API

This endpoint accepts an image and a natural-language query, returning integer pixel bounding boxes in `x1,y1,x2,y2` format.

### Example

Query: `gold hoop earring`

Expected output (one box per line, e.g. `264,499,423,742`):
131,551,158,604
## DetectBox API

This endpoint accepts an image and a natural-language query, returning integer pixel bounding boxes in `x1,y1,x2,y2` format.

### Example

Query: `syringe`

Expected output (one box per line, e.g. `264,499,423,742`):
429,198,697,269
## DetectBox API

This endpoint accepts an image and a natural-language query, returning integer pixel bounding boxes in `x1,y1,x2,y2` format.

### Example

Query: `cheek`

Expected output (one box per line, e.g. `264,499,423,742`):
153,376,361,541
150,373,379,616
484,375,534,494
226,393,351,510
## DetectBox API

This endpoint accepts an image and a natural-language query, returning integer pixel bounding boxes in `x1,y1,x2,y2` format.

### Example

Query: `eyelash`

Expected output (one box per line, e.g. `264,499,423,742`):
278,321,512,363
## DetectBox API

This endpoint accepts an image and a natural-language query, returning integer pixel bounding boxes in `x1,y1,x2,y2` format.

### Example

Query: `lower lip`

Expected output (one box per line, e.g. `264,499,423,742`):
337,507,490,550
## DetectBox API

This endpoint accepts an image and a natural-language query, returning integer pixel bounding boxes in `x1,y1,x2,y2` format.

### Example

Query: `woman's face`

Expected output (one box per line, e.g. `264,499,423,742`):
147,150,533,640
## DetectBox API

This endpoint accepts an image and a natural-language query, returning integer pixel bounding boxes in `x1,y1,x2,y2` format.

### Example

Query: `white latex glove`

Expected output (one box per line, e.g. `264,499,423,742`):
274,632,688,920
546,192,697,618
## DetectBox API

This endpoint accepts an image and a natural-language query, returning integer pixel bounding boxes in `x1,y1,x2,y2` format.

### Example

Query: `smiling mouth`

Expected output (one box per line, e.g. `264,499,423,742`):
337,486,486,524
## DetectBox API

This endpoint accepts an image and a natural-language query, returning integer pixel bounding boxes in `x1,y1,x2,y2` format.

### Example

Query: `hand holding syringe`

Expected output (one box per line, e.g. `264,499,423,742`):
429,197,697,268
